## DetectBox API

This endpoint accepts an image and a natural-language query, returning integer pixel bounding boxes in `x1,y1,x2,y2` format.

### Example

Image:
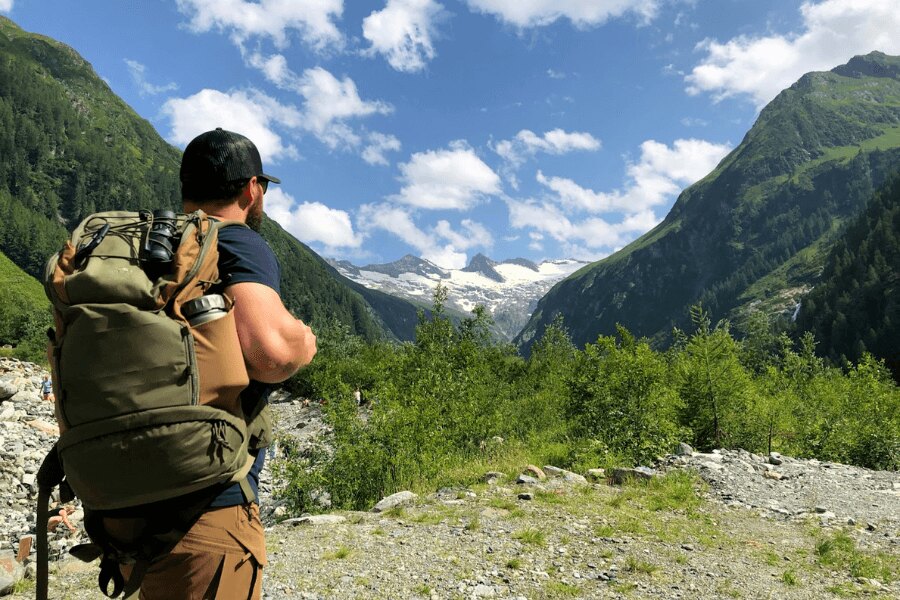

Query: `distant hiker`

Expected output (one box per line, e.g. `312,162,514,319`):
40,374,53,402
354,387,362,406
129,129,318,598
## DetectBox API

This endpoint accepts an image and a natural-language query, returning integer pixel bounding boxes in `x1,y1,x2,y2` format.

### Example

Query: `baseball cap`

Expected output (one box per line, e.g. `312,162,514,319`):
180,128,281,189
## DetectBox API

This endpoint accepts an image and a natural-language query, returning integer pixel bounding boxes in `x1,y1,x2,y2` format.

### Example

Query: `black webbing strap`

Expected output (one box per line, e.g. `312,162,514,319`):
36,487,50,600
121,559,149,600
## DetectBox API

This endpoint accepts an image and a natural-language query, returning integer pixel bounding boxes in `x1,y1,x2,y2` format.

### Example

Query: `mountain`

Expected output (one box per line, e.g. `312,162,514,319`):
461,253,503,283
794,173,900,377
330,254,587,340
517,52,900,353
0,16,422,343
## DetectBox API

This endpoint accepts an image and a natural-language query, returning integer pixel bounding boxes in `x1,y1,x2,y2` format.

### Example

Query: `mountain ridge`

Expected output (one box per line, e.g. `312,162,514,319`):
516,51,900,353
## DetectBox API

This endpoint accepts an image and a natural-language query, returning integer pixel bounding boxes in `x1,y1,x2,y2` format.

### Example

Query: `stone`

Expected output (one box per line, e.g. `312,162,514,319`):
484,471,506,484
522,465,546,480
0,380,17,400
543,466,588,485
0,550,24,595
516,475,539,485
676,442,694,456
768,452,783,466
284,515,347,526
763,470,783,481
372,490,417,513
16,536,33,563
610,467,656,485
472,584,495,597
586,468,606,482
517,493,533,501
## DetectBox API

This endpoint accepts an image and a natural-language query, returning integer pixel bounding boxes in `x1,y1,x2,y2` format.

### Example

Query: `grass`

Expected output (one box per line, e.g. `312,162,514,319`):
323,545,353,560
814,530,898,583
543,581,581,597
512,528,546,547
505,558,522,569
624,555,659,576
781,569,799,586
413,583,432,596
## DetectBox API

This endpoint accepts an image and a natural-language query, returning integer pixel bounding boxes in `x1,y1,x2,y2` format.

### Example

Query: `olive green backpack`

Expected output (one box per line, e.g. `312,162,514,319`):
35,210,273,599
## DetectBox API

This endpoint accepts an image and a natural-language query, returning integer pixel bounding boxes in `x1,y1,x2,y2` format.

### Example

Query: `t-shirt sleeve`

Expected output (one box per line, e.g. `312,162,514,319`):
216,225,281,294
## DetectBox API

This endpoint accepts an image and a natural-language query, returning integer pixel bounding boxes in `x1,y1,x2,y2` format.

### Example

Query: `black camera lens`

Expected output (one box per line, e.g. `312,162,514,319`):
146,209,179,264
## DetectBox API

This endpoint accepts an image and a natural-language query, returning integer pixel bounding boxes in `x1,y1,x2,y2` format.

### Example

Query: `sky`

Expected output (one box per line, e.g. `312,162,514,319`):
3,1,899,269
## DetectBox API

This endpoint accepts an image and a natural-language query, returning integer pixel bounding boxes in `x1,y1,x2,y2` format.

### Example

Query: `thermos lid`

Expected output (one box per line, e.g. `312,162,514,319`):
183,294,226,317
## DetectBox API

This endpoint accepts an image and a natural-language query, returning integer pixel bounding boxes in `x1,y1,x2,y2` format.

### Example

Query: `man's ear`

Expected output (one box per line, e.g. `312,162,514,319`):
237,178,256,211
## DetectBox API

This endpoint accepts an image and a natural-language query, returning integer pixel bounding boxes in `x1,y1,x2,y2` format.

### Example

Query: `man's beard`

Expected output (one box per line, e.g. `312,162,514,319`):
247,202,263,232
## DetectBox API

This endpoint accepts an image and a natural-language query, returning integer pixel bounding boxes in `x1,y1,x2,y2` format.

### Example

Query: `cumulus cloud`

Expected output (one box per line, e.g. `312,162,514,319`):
537,138,731,214
510,138,731,252
393,143,501,210
245,52,394,152
494,128,600,170
176,0,344,51
161,89,301,162
298,67,393,149
124,60,178,96
686,0,900,107
362,132,402,166
265,188,362,253
0,1,13,14
464,0,659,29
363,0,445,72
358,204,493,269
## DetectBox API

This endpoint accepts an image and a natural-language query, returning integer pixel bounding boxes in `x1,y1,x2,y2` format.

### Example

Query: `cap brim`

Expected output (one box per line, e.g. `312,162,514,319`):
259,173,281,185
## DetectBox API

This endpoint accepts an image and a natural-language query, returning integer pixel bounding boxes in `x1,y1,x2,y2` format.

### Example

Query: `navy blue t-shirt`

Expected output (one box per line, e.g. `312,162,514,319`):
209,224,281,507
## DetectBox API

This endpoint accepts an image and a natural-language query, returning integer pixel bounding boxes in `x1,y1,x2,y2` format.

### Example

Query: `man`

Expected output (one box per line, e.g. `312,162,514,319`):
135,128,317,598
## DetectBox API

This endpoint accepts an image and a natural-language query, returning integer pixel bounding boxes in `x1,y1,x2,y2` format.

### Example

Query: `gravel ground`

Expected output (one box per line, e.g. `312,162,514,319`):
3,366,898,599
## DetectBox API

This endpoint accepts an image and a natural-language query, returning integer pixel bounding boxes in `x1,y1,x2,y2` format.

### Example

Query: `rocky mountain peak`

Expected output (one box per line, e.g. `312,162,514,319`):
461,253,503,283
832,51,900,79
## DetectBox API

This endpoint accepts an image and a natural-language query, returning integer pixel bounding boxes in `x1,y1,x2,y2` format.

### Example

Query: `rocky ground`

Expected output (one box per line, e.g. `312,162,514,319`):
2,357,898,599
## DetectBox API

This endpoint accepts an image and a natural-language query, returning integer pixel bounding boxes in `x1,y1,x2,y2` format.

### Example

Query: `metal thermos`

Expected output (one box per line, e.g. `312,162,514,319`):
182,294,228,327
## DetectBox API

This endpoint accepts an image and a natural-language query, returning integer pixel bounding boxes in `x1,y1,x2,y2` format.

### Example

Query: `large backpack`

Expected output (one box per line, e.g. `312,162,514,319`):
35,209,272,599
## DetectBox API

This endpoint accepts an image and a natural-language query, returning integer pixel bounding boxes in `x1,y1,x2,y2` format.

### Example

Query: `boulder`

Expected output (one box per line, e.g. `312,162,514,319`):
676,442,694,456
372,490,417,513
610,467,656,485
0,380,17,401
0,550,25,595
522,465,546,480
543,466,588,485
284,515,347,526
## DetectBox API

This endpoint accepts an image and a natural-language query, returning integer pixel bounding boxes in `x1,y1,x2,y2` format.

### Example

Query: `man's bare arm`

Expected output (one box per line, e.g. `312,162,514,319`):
228,282,317,383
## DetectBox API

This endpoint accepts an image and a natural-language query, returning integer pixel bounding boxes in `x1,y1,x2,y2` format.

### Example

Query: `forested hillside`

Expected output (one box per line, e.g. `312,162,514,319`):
795,174,900,377
0,16,422,348
517,52,900,357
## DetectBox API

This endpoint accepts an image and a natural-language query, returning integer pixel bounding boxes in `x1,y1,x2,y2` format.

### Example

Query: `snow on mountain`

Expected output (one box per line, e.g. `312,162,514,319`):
328,254,588,341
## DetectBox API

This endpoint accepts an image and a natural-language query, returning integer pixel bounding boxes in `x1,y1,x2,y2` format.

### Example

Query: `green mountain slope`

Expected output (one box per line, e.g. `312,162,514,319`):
0,16,421,342
794,173,900,375
516,52,900,353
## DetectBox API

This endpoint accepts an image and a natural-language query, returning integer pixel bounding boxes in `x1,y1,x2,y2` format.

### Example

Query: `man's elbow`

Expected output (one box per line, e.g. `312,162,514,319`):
245,333,317,384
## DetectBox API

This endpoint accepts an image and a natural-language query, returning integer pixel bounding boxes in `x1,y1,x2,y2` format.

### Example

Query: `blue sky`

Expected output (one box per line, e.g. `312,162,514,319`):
3,1,899,268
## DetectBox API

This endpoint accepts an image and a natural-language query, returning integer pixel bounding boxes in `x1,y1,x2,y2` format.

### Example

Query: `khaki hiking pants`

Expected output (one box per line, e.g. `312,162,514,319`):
126,503,267,600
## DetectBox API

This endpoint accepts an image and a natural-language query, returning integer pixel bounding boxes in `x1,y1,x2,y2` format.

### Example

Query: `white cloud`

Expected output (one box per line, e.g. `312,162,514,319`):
686,0,900,107
124,60,178,96
357,205,492,269
537,138,731,214
495,128,601,170
244,54,394,152
162,89,301,162
434,219,494,250
176,0,344,51
298,67,393,149
510,137,731,253
362,132,402,166
546,68,566,79
393,143,501,210
465,0,659,29
363,0,444,73
266,188,362,250
0,1,13,14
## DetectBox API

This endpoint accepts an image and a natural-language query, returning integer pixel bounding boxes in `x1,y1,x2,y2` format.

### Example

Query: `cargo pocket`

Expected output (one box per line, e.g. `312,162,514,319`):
190,309,249,417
